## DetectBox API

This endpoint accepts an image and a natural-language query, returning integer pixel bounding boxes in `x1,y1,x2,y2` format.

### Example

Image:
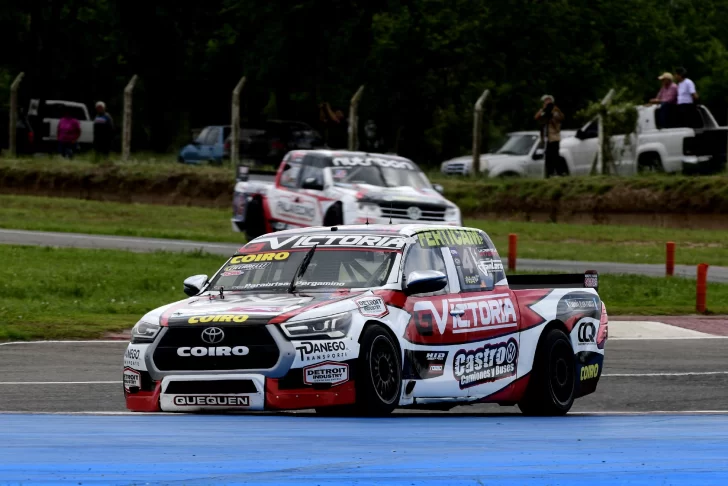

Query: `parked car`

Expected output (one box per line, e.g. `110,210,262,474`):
0,109,35,155
178,125,230,165
227,120,326,165
26,99,94,152
123,223,607,415
232,150,460,240
440,131,576,178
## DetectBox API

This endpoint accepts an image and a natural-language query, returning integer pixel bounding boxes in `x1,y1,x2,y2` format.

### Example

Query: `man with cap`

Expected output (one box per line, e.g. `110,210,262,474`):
93,101,114,161
649,72,678,128
534,94,565,177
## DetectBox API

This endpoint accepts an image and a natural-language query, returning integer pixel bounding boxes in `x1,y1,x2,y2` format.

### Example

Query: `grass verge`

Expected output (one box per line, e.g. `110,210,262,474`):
1,194,726,266
4,157,728,216
0,245,725,341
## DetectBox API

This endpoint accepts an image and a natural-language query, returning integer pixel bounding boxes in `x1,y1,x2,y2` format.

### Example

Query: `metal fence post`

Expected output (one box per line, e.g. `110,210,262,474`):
472,89,490,174
122,75,138,161
596,88,615,175
348,85,364,151
230,76,246,166
8,72,24,157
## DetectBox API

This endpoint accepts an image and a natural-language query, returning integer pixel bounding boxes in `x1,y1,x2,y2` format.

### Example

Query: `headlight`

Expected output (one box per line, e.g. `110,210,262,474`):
357,203,381,218
131,320,160,344
445,206,460,221
280,312,352,340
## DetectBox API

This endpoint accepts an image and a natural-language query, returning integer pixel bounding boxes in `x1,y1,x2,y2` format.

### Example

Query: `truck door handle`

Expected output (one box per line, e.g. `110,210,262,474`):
450,309,465,316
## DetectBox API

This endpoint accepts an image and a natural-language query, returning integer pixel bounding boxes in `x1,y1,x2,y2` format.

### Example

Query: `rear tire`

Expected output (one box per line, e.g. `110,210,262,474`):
638,153,664,173
323,203,344,227
244,198,266,240
518,328,575,416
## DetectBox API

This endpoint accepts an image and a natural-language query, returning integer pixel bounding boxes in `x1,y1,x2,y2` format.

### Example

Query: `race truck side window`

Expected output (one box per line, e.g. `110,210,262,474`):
280,160,302,188
299,155,325,189
449,231,504,292
403,242,449,296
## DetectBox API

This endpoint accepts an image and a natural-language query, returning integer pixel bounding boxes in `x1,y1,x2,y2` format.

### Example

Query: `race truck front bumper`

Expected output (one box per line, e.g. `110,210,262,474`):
124,324,357,412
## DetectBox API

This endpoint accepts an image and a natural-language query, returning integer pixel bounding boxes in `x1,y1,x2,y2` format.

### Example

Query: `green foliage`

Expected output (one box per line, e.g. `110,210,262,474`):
576,89,639,174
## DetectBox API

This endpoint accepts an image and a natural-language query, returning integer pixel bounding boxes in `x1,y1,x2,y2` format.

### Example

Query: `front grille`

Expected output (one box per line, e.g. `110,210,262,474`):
378,201,447,222
153,325,280,371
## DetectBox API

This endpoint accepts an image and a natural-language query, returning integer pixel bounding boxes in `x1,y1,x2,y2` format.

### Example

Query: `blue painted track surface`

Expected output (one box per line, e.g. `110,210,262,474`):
1,414,727,485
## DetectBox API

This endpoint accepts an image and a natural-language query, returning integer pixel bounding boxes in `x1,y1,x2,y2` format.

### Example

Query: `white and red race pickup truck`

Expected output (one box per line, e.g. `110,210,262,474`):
232,150,462,239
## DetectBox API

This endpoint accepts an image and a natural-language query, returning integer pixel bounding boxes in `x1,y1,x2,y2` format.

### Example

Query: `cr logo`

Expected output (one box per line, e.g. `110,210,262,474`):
577,322,596,343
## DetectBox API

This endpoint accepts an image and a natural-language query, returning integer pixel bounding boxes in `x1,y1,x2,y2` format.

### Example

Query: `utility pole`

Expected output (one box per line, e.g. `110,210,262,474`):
230,76,246,165
122,75,139,161
348,85,364,151
472,89,490,174
8,72,24,157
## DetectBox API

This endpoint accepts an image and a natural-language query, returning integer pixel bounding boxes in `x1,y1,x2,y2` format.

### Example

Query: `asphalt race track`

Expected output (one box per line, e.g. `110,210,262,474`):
2,228,727,282
1,331,727,483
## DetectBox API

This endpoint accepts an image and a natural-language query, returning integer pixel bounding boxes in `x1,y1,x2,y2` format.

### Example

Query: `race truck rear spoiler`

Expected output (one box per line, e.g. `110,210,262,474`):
507,270,598,292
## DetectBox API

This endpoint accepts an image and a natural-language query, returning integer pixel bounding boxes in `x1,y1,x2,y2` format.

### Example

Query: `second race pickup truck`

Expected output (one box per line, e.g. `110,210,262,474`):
232,150,462,239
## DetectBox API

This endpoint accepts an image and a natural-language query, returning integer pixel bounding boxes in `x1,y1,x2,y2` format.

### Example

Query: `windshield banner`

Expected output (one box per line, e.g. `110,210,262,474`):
240,234,407,252
332,156,415,170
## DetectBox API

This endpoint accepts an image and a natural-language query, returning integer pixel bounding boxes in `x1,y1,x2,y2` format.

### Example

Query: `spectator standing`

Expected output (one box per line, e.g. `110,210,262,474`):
93,101,114,161
320,102,348,148
57,108,81,159
675,67,699,128
362,119,384,152
534,94,565,177
649,72,678,127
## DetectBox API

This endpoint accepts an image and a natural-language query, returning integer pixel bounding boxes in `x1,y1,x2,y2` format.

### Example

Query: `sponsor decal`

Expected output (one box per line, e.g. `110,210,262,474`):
303,361,350,386
251,234,407,250
405,350,448,379
176,346,250,357
355,296,388,318
123,367,141,392
123,345,145,369
566,298,598,310
477,259,504,274
276,199,315,220
478,248,497,258
464,275,479,285
453,339,518,389
450,248,459,257
296,341,348,361
201,327,224,344
412,296,517,336
584,273,599,289
222,270,244,276
332,156,414,170
580,363,599,381
225,263,270,271
417,229,485,248
187,314,249,324
230,252,290,264
173,396,250,407
577,321,596,344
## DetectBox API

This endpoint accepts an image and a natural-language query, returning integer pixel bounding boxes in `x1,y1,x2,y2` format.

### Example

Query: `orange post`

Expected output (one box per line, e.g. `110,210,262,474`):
696,263,709,314
508,233,517,272
666,241,675,277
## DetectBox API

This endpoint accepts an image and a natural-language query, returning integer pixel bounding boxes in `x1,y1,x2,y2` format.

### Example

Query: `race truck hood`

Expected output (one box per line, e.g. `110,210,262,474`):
145,291,370,327
339,183,453,210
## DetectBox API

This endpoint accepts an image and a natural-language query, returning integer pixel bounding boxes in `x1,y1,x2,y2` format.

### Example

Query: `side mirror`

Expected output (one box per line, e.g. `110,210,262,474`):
283,163,291,171
575,129,585,140
236,164,249,182
532,148,544,160
432,183,444,194
405,270,448,295
183,274,208,296
301,177,323,191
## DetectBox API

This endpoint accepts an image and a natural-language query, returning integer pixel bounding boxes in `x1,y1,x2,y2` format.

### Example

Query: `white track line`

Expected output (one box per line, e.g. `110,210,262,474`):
602,371,728,377
0,381,121,385
0,340,125,346
609,336,728,341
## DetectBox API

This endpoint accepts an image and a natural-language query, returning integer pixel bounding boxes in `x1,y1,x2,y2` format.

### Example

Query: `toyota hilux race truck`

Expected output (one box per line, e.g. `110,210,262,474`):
231,150,462,240
124,224,607,416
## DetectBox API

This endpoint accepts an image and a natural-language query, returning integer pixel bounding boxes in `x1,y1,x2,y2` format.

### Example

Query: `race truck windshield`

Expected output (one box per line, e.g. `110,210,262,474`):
330,160,433,190
209,249,398,293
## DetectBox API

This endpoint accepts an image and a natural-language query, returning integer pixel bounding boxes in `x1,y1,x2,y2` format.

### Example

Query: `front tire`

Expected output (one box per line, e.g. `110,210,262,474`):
518,328,575,416
244,198,266,240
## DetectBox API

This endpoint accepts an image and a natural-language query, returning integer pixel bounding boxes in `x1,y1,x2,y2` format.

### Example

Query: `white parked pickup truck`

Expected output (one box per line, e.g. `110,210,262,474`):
559,104,727,175
440,131,575,178
27,99,95,151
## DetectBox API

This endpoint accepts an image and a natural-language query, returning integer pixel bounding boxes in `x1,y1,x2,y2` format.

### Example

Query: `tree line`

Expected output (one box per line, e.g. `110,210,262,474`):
2,0,728,165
